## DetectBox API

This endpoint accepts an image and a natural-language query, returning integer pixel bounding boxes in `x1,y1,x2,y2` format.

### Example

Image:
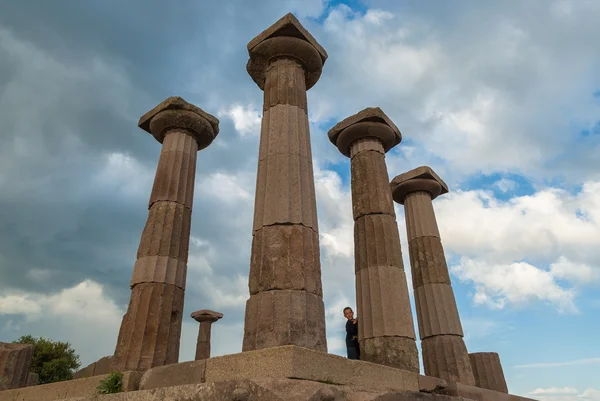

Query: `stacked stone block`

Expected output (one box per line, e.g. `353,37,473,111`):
112,97,219,372
243,13,328,352
0,342,34,390
391,166,475,385
469,352,509,393
328,108,419,372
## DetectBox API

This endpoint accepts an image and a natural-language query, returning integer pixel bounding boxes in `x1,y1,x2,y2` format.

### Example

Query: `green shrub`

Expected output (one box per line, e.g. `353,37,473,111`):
96,372,123,394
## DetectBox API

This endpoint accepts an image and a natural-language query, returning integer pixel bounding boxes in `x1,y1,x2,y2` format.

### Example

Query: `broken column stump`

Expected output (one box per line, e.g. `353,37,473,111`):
0,342,34,390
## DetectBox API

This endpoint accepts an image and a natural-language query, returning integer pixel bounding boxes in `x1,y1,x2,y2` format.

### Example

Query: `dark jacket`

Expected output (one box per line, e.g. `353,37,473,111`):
345,319,358,346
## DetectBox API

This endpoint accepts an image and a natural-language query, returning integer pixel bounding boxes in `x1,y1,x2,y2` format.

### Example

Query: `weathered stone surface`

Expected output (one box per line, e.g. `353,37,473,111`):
205,346,418,392
0,343,34,390
403,191,441,242
421,335,475,386
148,131,197,210
409,236,451,288
328,107,402,157
356,265,415,340
390,166,448,204
350,138,385,158
469,352,509,394
350,148,395,219
414,283,464,338
419,375,448,393
112,283,184,372
249,225,322,296
73,356,113,379
191,310,224,323
247,13,327,91
138,96,219,148
438,381,536,401
354,214,404,273
360,337,419,373
244,17,326,353
263,59,308,112
130,256,186,290
243,291,327,352
25,372,37,387
136,201,192,261
139,359,206,390
253,152,318,232
258,105,311,161
0,371,141,401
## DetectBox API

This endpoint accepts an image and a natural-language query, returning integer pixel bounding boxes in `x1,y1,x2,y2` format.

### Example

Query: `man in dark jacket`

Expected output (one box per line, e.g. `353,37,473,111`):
343,307,360,360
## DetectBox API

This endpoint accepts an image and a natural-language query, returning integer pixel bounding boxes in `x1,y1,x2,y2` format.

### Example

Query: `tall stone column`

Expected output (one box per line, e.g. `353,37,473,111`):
243,13,328,352
328,108,418,372
391,166,475,385
191,310,223,360
469,352,508,393
113,97,219,372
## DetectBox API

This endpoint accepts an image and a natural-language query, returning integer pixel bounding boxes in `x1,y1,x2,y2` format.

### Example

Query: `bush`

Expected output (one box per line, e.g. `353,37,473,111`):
13,335,81,384
96,372,123,394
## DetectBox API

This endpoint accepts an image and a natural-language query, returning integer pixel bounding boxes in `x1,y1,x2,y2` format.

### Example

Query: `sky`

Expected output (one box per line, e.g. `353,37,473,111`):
0,0,599,399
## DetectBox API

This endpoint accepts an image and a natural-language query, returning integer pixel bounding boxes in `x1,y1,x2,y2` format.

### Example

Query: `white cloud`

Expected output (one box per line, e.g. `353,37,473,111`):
218,104,262,137
494,178,518,193
530,387,578,395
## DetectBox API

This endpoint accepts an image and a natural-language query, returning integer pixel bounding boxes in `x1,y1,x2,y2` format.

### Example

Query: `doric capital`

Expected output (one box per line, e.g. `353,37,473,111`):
138,97,220,150
246,13,328,90
191,309,224,324
390,166,449,205
328,107,402,157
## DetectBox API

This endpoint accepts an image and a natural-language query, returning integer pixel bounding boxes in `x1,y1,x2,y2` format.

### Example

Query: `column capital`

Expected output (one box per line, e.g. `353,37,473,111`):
138,96,220,150
328,107,402,157
391,166,448,205
246,13,328,90
191,309,224,324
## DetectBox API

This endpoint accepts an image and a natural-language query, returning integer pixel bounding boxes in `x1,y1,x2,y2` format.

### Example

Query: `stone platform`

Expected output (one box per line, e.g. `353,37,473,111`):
0,346,537,401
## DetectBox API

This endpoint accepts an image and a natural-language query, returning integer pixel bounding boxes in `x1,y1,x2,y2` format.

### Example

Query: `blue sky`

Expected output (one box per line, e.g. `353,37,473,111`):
0,0,599,399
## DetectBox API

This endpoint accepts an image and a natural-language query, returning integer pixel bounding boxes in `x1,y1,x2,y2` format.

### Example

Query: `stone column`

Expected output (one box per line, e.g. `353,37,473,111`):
243,13,328,352
113,97,219,372
469,352,508,393
0,343,34,390
391,166,475,385
327,108,418,372
191,310,223,360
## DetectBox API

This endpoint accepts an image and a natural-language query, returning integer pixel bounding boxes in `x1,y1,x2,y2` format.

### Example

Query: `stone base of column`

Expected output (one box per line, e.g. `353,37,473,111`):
421,335,475,386
469,352,509,393
360,336,419,373
0,343,34,390
113,283,184,372
242,290,327,352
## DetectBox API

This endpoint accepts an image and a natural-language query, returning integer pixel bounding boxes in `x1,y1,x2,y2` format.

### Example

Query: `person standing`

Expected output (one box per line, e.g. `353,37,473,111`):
343,307,360,360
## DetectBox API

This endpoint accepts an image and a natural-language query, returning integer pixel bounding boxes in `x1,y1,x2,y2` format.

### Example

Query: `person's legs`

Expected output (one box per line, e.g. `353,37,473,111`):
347,344,359,360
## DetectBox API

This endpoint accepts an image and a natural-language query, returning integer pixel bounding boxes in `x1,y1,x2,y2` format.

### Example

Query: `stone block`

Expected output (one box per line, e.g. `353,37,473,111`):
354,214,404,273
390,166,448,198
139,359,206,390
403,192,441,242
328,107,402,157
360,336,419,373
243,290,327,352
253,152,318,232
408,236,451,288
421,335,475,386
247,13,327,62
349,138,385,158
356,265,415,339
205,346,419,392
258,105,311,161
263,59,308,111
0,343,34,390
136,201,192,262
130,256,186,290
419,375,448,393
414,284,463,338
0,371,141,401
350,150,395,219
73,356,114,380
469,352,509,394
149,131,197,210
437,381,537,401
25,372,38,387
112,283,184,372
249,225,322,296
138,96,219,146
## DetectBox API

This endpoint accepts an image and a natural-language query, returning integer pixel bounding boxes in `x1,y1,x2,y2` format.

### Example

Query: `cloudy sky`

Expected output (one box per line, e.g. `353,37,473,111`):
0,0,599,398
